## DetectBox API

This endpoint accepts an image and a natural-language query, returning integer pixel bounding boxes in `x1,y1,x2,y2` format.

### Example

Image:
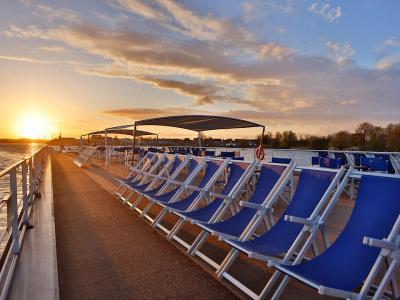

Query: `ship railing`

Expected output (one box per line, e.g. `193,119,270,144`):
0,146,48,300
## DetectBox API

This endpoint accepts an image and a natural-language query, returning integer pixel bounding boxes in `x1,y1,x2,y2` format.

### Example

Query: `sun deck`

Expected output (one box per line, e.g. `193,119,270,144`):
6,151,398,299
52,153,355,299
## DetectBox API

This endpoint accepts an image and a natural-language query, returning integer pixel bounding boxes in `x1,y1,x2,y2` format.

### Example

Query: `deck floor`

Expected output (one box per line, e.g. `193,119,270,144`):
51,153,237,299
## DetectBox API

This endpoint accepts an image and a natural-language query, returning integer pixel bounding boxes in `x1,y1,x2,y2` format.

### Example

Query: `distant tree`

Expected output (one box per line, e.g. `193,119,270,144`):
330,131,352,149
262,131,273,146
385,123,400,151
280,130,297,148
273,132,282,148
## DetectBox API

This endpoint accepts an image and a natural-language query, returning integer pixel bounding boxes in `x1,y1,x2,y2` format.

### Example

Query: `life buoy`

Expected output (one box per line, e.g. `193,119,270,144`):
255,144,265,160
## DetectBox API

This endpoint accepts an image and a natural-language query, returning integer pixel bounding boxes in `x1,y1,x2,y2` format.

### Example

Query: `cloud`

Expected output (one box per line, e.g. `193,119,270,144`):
0,54,49,64
38,46,68,53
4,2,400,132
308,2,341,22
376,54,400,70
383,37,400,47
19,0,81,23
139,76,220,105
101,107,203,120
325,41,354,65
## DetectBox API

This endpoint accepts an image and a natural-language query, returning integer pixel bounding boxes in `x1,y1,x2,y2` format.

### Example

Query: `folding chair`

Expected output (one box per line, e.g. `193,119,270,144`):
216,167,346,299
271,172,400,299
189,162,294,264
167,160,257,247
151,158,230,235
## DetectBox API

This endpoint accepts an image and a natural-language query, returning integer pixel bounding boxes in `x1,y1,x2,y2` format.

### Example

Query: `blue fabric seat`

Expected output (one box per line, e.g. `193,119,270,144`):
374,154,395,173
221,151,236,158
227,169,336,257
311,156,320,165
198,164,286,238
353,153,366,167
205,150,216,157
271,157,291,164
319,157,341,169
148,159,200,202
161,161,221,211
275,175,400,293
333,152,348,166
317,151,329,158
174,163,247,222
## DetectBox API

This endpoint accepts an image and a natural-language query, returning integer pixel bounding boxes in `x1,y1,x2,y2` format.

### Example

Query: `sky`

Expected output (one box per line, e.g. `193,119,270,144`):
0,0,399,139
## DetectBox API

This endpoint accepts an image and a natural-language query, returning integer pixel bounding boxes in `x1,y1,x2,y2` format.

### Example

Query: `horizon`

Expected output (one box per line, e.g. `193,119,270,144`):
1,1,399,139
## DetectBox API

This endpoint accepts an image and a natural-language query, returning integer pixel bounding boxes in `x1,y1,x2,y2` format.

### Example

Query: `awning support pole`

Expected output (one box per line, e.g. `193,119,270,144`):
105,129,108,168
132,123,137,167
198,131,202,148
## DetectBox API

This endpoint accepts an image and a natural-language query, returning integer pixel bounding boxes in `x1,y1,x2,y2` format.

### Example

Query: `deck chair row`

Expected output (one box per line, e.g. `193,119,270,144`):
113,153,400,299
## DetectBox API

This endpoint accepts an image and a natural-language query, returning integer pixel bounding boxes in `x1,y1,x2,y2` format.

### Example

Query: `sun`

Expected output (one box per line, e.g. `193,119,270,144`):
15,113,51,139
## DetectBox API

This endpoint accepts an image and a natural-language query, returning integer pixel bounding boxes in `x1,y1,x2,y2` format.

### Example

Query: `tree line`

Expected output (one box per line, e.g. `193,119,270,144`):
261,122,400,151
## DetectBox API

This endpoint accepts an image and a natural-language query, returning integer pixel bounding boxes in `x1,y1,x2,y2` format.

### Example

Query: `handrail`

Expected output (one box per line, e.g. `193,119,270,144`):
0,145,48,299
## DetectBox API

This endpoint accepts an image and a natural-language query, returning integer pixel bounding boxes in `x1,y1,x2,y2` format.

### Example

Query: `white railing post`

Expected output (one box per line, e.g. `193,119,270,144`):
22,161,29,225
9,168,20,254
28,157,34,205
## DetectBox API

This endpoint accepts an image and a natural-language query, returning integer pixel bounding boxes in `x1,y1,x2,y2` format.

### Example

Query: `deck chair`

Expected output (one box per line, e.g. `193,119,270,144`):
216,167,346,299
166,160,257,246
126,155,191,210
151,158,229,235
116,153,170,202
271,173,400,299
115,153,166,200
189,163,294,262
114,152,156,197
137,157,204,218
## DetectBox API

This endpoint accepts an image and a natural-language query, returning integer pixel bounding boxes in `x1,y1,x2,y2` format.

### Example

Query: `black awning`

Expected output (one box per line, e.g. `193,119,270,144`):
135,115,264,132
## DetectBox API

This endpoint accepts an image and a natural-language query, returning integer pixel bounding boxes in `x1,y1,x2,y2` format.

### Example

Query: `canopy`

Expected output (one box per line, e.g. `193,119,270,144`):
88,129,155,137
135,115,264,132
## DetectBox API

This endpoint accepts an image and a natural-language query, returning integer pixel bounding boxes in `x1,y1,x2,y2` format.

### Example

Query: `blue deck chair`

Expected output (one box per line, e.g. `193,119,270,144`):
128,155,192,211
167,161,254,243
221,151,236,158
311,156,320,165
273,174,400,299
215,167,344,299
189,163,291,260
271,157,291,164
137,158,203,218
353,152,367,167
127,155,172,192
151,159,228,231
205,150,216,157
114,151,154,187
319,157,341,169
114,153,161,199
374,153,395,173
317,151,329,158
333,152,348,166
118,154,176,203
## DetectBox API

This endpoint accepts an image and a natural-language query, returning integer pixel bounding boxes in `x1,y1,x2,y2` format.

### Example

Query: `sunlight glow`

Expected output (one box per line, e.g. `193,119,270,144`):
15,113,52,139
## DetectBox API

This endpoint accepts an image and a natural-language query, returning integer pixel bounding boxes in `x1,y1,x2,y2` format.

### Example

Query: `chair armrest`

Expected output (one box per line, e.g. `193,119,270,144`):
239,201,264,210
284,215,315,226
363,237,397,251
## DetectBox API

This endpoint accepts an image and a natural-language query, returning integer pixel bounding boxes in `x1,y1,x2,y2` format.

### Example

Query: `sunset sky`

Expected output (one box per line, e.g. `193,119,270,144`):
1,0,399,139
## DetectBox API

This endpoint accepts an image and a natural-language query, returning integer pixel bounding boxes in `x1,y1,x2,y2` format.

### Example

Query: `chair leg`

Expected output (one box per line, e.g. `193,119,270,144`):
131,193,143,208
270,275,290,300
167,218,185,240
188,230,209,255
216,248,239,278
152,209,167,228
259,270,283,300
140,201,154,218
